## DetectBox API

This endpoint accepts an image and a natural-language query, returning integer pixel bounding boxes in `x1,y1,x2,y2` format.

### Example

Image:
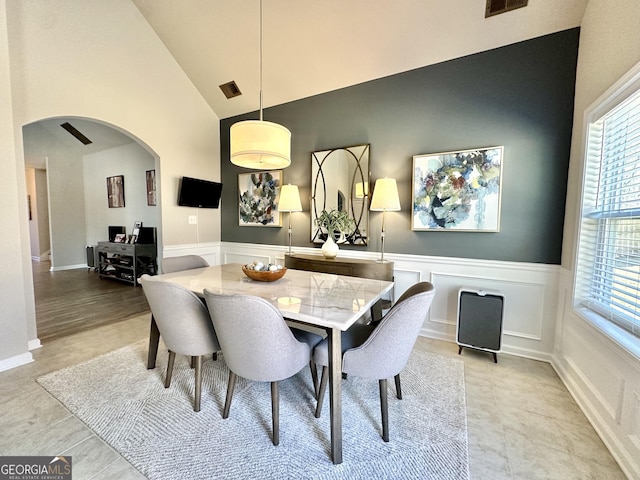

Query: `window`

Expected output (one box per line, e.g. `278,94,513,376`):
575,76,640,339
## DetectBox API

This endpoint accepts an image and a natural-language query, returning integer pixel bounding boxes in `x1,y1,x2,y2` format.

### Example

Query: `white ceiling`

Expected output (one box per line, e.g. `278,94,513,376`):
132,0,588,120
24,1,588,168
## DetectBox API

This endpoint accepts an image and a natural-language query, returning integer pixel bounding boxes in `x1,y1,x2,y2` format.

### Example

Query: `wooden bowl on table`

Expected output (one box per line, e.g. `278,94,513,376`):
242,265,287,282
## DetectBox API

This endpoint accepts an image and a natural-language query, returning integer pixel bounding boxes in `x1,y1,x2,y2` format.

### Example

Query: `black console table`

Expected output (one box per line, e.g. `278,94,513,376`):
97,241,157,286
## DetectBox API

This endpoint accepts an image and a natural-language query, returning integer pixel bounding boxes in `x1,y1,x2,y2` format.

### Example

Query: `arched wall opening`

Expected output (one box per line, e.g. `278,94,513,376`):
23,116,163,271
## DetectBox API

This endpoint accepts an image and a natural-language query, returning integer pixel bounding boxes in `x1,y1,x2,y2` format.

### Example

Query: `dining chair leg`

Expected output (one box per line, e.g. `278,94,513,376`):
271,381,280,446
191,356,196,369
394,374,402,400
212,352,218,361
193,355,202,412
165,350,176,388
222,371,237,419
379,379,389,442
309,360,319,398
314,366,329,418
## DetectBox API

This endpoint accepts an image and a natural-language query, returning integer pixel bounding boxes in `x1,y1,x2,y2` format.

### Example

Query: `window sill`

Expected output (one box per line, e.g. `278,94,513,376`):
576,307,640,362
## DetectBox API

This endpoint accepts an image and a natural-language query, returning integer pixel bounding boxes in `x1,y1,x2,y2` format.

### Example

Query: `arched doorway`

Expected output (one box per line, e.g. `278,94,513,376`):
23,116,162,341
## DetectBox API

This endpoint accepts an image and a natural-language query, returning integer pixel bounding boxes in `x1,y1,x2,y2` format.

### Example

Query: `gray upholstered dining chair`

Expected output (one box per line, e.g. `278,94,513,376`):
161,254,209,273
160,254,213,365
313,281,436,442
203,290,322,446
139,274,220,412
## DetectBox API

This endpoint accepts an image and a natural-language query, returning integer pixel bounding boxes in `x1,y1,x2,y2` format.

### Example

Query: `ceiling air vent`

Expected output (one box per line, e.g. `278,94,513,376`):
485,0,528,18
219,81,242,99
60,122,92,145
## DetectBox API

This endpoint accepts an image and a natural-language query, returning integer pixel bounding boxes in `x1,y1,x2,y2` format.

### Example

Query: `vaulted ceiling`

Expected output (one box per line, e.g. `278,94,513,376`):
24,1,588,168
132,0,588,120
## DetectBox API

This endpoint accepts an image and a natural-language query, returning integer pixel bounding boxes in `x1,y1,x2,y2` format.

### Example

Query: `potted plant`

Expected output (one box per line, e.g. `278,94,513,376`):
314,209,355,258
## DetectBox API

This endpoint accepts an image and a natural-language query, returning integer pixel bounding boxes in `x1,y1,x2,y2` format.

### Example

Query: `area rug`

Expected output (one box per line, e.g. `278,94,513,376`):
37,341,469,480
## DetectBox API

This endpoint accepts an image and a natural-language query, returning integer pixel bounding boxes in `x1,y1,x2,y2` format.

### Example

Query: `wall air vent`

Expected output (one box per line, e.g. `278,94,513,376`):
485,0,528,18
60,122,92,145
219,81,242,99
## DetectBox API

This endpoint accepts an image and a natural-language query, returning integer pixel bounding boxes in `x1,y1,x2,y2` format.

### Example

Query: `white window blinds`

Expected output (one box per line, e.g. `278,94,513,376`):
576,89,640,337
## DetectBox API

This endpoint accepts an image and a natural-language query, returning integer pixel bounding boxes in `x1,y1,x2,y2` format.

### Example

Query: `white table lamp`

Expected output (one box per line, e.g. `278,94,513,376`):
279,184,303,255
370,178,401,262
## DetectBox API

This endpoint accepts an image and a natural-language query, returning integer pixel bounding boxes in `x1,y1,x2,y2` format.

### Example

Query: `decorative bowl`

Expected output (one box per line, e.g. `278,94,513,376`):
242,265,287,282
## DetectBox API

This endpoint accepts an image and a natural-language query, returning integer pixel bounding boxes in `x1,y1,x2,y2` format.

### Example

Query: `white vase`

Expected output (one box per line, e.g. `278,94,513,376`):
322,236,339,259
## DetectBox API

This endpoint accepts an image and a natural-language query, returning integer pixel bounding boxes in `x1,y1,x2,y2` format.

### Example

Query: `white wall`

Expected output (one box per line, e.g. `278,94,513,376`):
1,0,220,368
0,0,33,370
25,168,49,260
46,147,88,269
25,168,39,257
35,168,50,257
83,142,159,246
23,122,87,269
554,1,640,478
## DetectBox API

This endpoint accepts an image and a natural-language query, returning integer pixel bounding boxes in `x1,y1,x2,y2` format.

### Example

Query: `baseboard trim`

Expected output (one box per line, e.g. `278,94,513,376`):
0,352,34,373
50,263,88,272
28,339,42,351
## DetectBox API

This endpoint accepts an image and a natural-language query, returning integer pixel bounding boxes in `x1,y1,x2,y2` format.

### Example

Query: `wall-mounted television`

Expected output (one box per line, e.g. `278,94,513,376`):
177,176,223,208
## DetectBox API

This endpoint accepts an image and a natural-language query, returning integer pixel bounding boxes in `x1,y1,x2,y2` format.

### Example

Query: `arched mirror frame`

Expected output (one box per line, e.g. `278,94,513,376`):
311,144,370,245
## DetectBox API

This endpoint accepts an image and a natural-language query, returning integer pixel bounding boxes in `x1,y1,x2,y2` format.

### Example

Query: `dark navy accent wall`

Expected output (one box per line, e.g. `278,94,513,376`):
220,28,579,264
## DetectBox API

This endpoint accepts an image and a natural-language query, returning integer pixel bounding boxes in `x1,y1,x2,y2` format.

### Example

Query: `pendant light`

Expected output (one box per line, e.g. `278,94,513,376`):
230,0,291,169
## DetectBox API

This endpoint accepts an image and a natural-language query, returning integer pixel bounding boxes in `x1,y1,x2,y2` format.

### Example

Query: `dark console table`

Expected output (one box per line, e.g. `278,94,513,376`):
97,241,157,286
284,253,393,281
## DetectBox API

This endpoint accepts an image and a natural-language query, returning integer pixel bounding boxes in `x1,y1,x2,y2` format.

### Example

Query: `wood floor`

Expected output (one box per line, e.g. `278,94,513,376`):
32,261,150,343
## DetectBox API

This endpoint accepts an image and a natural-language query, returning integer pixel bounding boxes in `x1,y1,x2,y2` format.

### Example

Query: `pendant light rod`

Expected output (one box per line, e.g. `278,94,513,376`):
259,0,263,121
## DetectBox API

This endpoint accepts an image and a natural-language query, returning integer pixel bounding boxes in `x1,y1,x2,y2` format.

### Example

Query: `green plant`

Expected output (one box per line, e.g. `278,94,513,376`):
315,209,355,237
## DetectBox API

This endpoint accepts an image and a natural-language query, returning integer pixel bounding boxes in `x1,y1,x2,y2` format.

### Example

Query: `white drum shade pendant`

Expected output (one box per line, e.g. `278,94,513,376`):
229,0,291,169
230,120,291,169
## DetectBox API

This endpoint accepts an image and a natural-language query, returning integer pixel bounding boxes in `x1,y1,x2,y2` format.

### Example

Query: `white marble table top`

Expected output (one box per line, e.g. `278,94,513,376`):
155,263,394,331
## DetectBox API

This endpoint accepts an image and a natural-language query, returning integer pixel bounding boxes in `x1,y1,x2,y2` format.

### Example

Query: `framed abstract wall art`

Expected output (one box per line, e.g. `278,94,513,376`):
107,175,125,208
238,170,283,227
412,146,503,231
146,169,157,206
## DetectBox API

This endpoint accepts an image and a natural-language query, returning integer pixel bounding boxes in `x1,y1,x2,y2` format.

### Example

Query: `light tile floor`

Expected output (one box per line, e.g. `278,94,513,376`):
0,316,628,479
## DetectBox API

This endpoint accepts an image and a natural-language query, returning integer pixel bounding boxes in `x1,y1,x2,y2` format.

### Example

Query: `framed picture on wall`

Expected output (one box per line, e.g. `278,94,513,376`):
131,221,142,242
411,146,503,232
238,170,283,227
146,169,156,206
107,175,125,208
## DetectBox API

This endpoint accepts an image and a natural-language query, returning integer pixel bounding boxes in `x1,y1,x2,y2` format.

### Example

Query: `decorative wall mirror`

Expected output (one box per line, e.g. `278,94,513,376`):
311,144,370,245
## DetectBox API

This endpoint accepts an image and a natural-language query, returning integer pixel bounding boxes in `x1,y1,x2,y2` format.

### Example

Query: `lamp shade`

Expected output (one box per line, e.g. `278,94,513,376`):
278,184,302,212
355,181,369,198
230,120,291,169
370,178,401,211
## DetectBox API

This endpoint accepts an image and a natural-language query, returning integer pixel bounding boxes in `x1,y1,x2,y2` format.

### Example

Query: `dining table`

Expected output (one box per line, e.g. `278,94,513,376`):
145,262,394,464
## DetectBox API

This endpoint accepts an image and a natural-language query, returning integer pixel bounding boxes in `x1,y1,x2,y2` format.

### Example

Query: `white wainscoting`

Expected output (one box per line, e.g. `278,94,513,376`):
164,241,560,361
161,242,222,271
391,253,560,361
553,268,640,480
